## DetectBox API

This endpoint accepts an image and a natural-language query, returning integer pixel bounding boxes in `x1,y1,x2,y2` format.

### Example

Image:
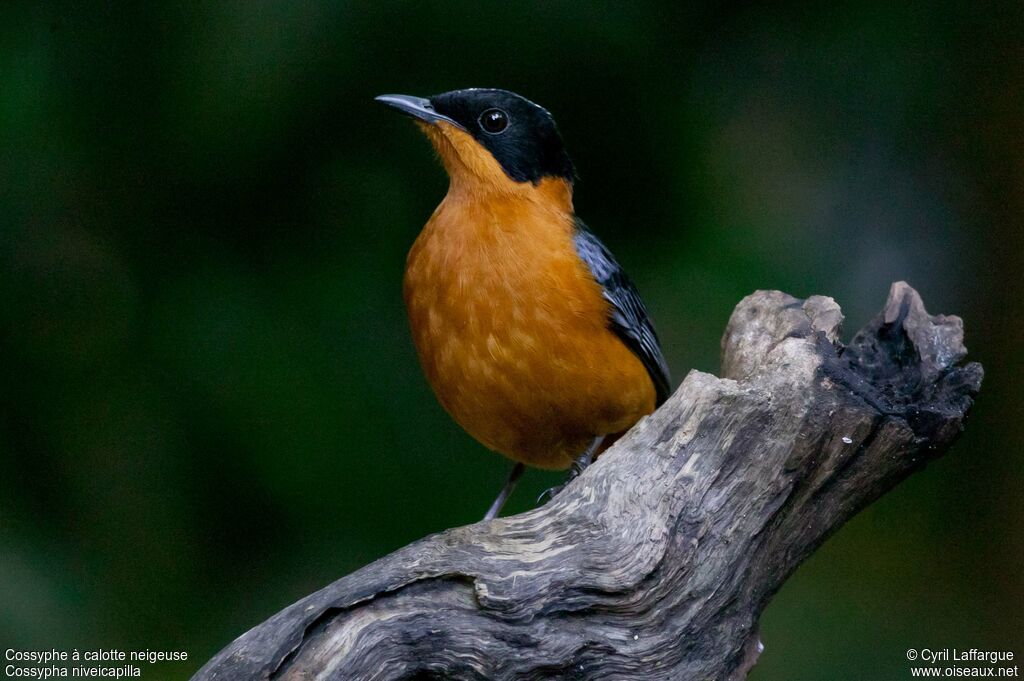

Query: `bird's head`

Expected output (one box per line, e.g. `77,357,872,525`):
376,88,575,198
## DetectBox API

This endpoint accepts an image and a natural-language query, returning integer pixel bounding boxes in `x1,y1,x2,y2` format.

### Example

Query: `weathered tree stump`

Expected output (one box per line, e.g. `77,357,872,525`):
193,282,982,681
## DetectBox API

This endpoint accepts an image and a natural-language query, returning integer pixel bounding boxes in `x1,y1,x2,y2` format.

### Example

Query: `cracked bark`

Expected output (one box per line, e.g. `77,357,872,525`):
193,282,983,681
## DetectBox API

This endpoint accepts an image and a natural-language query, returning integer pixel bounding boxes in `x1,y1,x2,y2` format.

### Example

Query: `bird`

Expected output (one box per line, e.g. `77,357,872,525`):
376,88,671,520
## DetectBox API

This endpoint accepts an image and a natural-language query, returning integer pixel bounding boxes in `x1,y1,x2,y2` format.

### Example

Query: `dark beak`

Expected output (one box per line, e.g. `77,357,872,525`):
375,94,465,130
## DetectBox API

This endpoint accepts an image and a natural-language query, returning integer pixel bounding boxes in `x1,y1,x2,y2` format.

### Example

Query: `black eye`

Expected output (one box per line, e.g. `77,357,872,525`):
479,108,509,134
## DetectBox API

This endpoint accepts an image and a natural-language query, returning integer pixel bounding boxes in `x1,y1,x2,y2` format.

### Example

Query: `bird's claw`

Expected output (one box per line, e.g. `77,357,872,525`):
535,436,602,506
536,460,588,504
537,484,563,504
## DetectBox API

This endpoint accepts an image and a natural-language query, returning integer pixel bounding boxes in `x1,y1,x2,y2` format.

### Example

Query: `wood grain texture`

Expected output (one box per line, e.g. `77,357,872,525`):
193,282,983,681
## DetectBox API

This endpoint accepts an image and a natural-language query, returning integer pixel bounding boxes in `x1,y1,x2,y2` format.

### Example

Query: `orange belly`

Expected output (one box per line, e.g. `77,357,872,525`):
403,187,656,469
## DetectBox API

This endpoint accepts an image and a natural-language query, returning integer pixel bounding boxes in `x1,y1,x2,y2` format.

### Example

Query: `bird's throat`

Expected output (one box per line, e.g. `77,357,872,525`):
418,121,574,212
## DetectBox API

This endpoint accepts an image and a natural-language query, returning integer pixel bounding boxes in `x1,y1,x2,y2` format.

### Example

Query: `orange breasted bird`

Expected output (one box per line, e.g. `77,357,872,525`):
377,89,671,519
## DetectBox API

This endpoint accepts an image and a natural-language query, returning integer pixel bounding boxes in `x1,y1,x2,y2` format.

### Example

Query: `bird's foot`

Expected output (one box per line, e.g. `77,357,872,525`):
536,436,603,504
536,482,565,505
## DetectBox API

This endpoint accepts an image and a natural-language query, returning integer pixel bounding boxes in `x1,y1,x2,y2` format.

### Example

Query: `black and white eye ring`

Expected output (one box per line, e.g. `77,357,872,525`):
479,108,510,134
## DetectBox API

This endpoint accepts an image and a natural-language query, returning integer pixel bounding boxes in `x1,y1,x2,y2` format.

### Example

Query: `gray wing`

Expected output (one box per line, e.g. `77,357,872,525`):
573,220,671,406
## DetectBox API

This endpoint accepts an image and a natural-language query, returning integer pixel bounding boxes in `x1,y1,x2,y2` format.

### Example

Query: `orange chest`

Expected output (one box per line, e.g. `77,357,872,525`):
400,192,655,467
403,195,608,355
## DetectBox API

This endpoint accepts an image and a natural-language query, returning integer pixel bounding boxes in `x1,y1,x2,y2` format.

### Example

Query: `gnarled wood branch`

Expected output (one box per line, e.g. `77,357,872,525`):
193,282,982,681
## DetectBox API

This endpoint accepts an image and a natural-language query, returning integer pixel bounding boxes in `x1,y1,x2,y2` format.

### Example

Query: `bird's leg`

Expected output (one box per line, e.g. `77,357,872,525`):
570,435,604,476
538,435,606,504
483,462,525,521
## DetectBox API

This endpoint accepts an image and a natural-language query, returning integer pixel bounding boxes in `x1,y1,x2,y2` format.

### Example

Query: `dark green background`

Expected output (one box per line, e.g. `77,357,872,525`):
2,2,1021,679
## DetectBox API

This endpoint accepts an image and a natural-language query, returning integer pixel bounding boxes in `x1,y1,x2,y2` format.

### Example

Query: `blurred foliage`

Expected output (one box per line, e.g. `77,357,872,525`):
1,1,1021,678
